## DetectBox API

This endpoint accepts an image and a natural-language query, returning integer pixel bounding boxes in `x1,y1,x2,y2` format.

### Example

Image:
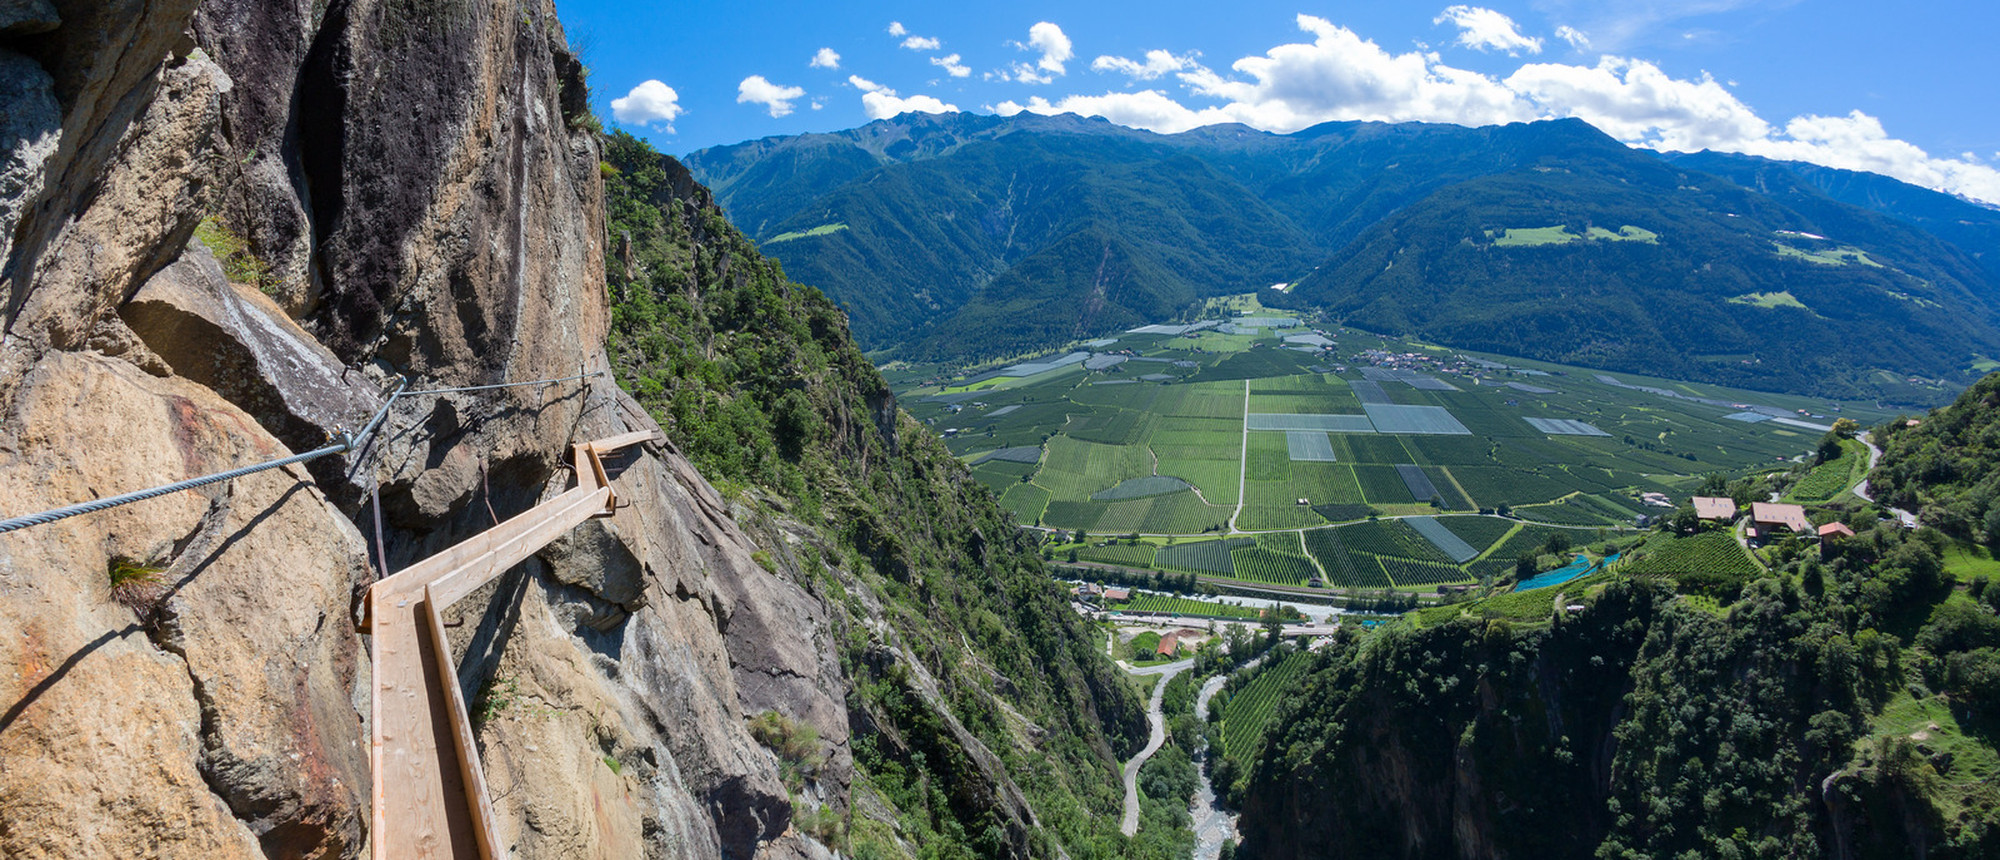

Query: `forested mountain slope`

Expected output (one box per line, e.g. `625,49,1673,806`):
690,113,2000,402
601,130,1165,858
1225,374,2000,859
1284,150,2000,399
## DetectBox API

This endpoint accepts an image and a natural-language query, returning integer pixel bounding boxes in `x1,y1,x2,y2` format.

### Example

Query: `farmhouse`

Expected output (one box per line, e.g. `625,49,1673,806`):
1750,502,1813,536
1103,588,1130,603
1156,629,1204,658
1818,522,1856,540
1693,496,1739,522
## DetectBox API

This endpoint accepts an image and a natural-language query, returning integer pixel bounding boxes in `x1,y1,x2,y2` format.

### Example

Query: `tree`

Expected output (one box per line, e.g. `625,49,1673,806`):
1832,417,1860,439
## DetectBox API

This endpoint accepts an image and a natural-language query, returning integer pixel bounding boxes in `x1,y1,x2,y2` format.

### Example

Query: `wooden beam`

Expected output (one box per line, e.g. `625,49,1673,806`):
363,430,658,858
425,585,503,860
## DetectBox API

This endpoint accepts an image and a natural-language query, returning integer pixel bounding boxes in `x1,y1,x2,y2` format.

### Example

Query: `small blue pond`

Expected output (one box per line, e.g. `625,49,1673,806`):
1516,553,1621,592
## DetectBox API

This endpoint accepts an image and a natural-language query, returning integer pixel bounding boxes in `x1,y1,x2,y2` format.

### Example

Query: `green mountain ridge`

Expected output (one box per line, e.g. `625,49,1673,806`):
688,112,2000,404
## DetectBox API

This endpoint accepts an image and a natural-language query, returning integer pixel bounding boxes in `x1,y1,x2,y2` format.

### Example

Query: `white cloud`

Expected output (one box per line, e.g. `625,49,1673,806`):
887,21,907,37
1003,62,1056,85
1746,112,2000,205
810,48,840,69
902,35,940,51
863,91,960,119
1554,25,1590,49
996,90,1234,134
971,12,2000,204
1091,50,1196,81
610,80,682,130
1434,6,1543,55
1505,56,1769,151
737,75,807,118
1011,22,1073,76
1176,14,1532,130
931,53,971,77
845,75,959,119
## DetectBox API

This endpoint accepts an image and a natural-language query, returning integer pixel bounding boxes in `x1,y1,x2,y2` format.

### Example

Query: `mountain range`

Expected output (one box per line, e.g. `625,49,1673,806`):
686,112,2000,403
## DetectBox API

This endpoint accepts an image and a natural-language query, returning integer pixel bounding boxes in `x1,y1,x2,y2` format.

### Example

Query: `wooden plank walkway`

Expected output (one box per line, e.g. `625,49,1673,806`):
362,431,655,859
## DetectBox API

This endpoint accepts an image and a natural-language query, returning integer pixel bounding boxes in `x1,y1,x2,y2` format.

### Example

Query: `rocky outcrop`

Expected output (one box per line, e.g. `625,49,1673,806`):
0,1,849,857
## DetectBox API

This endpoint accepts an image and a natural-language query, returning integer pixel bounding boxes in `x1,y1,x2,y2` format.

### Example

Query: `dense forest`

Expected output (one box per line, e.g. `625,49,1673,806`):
1284,157,2000,399
1872,372,2000,543
600,130,1182,857
1221,375,2000,858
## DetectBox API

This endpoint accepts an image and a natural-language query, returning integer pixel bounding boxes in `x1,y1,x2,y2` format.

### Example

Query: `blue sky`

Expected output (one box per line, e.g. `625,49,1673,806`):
551,0,2000,203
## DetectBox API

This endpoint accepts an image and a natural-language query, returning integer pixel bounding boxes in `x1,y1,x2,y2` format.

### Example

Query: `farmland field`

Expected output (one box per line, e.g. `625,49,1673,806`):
893,300,1895,566
1112,593,1261,618
1219,650,1312,766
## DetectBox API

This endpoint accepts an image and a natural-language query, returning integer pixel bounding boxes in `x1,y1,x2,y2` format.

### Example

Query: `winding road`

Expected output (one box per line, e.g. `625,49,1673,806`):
1852,432,1920,528
1120,657,1195,837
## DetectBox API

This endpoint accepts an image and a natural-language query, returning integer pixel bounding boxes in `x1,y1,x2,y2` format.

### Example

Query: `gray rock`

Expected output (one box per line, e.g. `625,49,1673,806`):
0,0,57,35
119,241,385,465
0,49,58,272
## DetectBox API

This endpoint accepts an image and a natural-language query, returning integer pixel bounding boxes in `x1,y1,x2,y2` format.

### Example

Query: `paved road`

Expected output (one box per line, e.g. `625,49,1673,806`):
1852,432,1920,528
1120,658,1195,836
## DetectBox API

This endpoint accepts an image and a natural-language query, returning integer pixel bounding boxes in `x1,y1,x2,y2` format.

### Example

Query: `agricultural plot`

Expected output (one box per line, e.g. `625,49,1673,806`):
1077,543,1158,567
1450,466,1589,507
893,303,1895,542
1485,524,1584,563
1405,516,1480,562
1112,593,1261,619
1000,483,1050,524
1380,556,1473,586
1786,438,1868,503
1353,464,1415,504
1303,528,1392,588
1624,531,1759,578
1092,492,1232,534
1396,464,1440,504
1038,436,1153,502
971,460,1037,494
1515,495,1628,526
1229,532,1317,586
1407,435,1492,465
1234,503,1329,531
1092,476,1193,501
1158,537,1256,575
972,446,1042,465
1343,435,1415,464
1425,467,1475,510
1286,431,1340,462
1066,409,1154,446
1524,417,1611,437
1156,382,1247,419
1361,403,1471,435
1339,519,1457,563
1155,456,1240,506
1349,380,1394,404
1439,516,1520,555
1220,651,1311,766
1246,413,1376,432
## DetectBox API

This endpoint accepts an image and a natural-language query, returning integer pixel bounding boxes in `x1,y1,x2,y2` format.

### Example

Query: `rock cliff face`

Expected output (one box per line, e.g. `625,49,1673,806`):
0,2,1127,858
